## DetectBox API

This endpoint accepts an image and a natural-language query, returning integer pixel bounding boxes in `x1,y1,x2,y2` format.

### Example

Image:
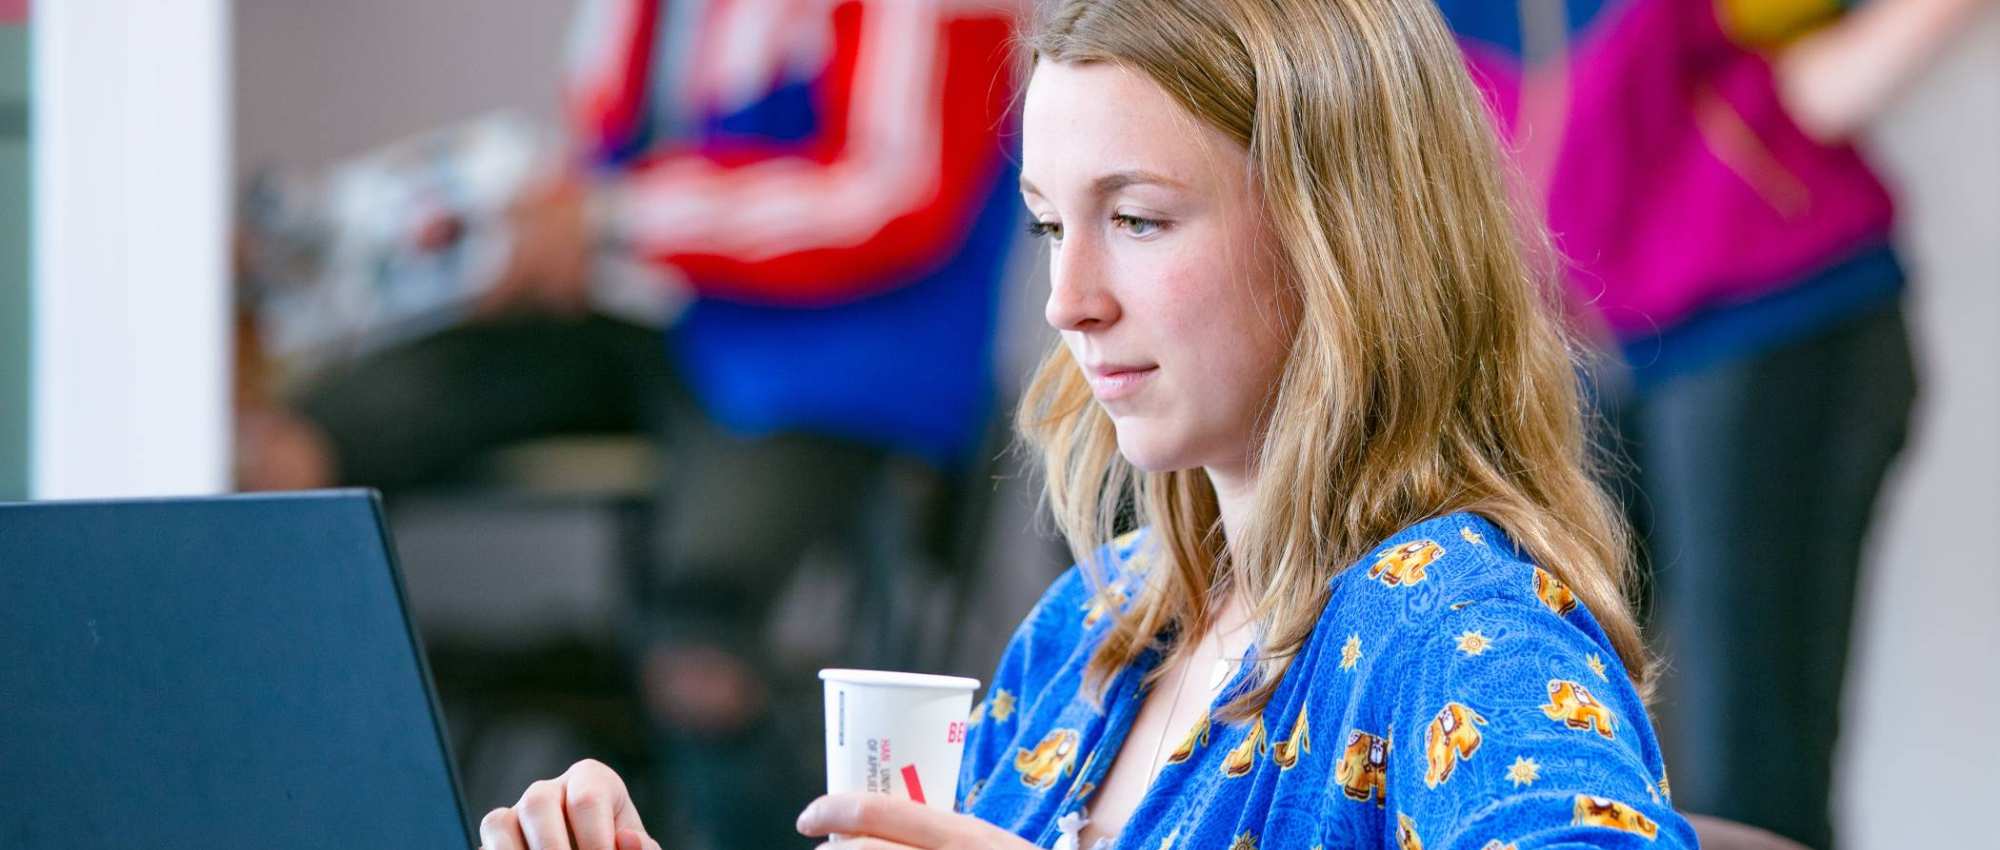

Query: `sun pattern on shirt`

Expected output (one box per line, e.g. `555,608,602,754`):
1456,630,1492,656
989,688,1017,722
1585,653,1608,681
1340,634,1363,671
1506,755,1541,787
1227,831,1259,850
1460,526,1485,545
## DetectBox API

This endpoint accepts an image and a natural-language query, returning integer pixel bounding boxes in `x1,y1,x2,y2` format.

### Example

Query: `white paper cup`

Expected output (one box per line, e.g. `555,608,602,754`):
820,668,981,811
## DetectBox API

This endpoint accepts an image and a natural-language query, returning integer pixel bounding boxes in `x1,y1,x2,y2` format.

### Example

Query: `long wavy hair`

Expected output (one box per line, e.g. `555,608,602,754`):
1014,0,1647,721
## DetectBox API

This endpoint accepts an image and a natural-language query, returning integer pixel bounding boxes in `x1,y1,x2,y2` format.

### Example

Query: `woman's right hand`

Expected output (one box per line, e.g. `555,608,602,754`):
478,759,663,850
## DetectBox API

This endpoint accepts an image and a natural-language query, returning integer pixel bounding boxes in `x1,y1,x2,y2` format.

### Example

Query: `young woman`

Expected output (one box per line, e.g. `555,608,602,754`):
476,1,1695,848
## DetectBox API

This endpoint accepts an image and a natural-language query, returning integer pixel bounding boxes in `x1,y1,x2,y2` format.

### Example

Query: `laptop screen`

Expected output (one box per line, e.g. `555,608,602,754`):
0,490,472,849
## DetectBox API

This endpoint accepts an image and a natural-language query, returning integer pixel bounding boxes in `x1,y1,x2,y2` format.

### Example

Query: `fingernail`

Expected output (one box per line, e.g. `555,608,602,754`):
796,800,820,833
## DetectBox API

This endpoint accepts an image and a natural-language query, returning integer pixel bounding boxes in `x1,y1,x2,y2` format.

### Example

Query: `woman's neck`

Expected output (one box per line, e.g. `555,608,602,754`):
1205,461,1257,559
1203,590,1257,645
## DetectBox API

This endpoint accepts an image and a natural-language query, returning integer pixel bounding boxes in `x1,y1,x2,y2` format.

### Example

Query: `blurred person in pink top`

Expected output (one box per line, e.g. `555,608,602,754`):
1435,1,1991,846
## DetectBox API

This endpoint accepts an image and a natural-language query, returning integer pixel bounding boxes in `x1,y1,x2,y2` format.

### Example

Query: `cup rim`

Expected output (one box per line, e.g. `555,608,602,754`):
819,668,982,691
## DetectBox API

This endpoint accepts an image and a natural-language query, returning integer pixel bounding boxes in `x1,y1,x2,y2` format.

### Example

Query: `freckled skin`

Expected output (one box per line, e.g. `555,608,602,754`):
1020,61,1294,479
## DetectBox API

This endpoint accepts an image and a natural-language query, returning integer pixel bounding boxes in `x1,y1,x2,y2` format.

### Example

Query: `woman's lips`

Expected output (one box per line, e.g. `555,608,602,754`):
1086,365,1157,401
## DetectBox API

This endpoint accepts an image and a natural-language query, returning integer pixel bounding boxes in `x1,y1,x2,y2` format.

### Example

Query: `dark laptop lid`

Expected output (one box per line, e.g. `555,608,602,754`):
0,490,472,849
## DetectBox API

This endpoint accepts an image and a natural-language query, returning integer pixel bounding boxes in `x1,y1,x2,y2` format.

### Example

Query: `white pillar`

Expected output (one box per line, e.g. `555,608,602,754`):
31,0,232,498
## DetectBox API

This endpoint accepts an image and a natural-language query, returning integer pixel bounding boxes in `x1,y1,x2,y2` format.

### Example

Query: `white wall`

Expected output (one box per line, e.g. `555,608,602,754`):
31,0,231,498
1837,8,2000,849
234,0,568,180
35,0,573,500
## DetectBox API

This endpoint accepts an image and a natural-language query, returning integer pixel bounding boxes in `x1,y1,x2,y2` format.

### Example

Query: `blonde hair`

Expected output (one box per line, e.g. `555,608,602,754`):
1015,0,1647,720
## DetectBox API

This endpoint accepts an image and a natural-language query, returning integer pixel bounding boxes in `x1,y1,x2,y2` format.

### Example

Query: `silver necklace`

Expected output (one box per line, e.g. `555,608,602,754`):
1140,645,1201,785
1142,621,1250,784
1070,617,1251,850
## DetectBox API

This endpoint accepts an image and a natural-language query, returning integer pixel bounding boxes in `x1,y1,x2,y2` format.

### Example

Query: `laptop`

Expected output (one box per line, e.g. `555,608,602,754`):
0,490,473,849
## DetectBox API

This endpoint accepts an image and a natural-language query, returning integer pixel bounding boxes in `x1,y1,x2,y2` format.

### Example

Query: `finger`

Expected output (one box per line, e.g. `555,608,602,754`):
571,758,650,838
479,807,528,850
610,789,649,839
796,793,947,846
614,829,662,850
513,779,576,850
560,760,627,850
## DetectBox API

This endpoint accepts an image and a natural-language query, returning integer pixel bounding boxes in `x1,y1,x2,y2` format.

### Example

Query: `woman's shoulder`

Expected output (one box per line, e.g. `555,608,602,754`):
1028,529,1154,631
960,530,1153,776
1311,513,1688,850
1319,511,1626,675
1337,511,1546,604
994,530,1156,675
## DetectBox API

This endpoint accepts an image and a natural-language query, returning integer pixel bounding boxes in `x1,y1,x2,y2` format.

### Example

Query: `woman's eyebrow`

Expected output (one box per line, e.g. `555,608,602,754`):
1018,169,1188,199
1090,169,1187,195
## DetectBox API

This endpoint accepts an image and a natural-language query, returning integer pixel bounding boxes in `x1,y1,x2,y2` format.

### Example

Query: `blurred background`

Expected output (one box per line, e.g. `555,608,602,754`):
2,2,1995,849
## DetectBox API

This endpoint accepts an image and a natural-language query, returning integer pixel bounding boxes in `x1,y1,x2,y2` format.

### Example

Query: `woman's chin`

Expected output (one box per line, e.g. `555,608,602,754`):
1112,429,1199,474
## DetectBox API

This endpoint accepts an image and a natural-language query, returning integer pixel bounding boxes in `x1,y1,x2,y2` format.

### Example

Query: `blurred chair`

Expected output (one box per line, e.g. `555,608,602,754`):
850,412,1012,674
391,434,661,811
392,421,1007,812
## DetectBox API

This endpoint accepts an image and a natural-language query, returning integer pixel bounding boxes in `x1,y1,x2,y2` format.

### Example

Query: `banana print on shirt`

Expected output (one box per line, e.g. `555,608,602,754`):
1272,710,1311,770
1165,710,1212,766
1221,717,1269,779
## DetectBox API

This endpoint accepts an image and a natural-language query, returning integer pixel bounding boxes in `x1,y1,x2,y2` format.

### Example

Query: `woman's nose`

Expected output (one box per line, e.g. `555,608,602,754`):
1044,242,1119,332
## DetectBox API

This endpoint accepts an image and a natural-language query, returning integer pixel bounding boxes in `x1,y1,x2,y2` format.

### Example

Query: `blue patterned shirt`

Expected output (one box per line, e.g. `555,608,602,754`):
957,512,1695,849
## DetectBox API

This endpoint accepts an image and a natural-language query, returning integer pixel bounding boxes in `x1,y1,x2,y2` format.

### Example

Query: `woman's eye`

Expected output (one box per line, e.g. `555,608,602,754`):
1112,214,1165,237
1025,220,1063,241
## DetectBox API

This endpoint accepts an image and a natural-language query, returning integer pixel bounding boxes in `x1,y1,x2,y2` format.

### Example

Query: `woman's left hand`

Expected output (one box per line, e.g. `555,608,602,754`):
795,793,1041,850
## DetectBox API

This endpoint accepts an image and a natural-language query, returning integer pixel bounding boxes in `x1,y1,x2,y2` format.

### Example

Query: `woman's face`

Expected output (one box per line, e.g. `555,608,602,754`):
1020,60,1294,477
